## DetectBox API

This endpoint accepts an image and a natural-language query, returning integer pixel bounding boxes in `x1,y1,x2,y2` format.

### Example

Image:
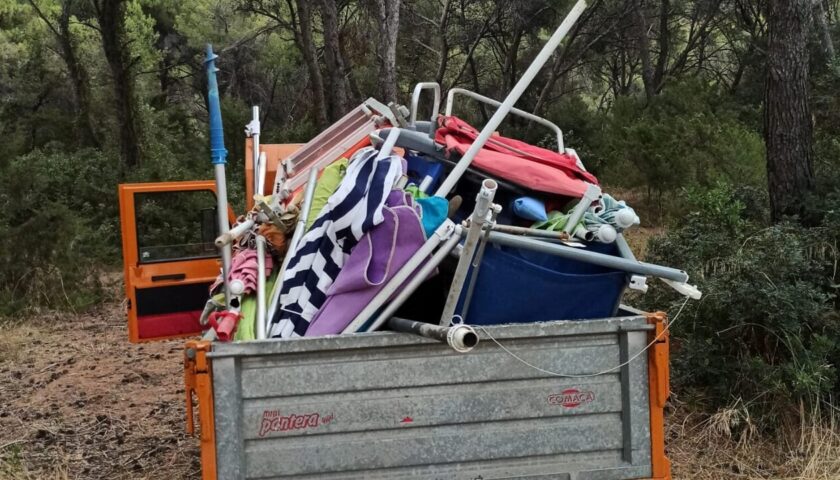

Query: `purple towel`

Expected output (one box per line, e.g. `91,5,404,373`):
305,190,426,336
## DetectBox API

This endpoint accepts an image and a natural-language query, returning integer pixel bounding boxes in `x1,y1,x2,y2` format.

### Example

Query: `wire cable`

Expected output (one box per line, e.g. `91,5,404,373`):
471,297,691,378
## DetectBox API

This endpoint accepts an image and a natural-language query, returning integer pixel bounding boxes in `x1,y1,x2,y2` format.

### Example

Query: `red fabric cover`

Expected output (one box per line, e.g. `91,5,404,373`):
138,310,203,339
435,115,598,196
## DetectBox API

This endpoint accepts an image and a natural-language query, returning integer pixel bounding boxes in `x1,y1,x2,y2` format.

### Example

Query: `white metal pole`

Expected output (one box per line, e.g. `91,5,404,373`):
251,106,261,198
487,230,691,283
255,235,267,340
215,218,255,247
264,168,320,330
439,179,497,326
376,127,401,160
214,164,233,306
563,183,601,234
409,82,441,137
257,151,267,196
434,0,587,197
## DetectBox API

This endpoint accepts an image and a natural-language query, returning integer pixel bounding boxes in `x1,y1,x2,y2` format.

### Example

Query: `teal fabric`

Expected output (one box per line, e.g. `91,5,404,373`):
405,183,448,237
415,196,448,238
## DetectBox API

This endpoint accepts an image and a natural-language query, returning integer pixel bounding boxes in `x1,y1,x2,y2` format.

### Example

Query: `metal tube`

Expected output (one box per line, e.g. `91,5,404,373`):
460,205,500,321
265,168,320,328
215,218,255,247
615,233,636,261
251,106,261,198
206,45,231,306
490,223,569,241
214,165,233,306
255,235,267,340
440,179,497,326
257,152,267,196
615,233,650,293
201,328,217,342
444,88,564,152
387,317,478,353
359,228,463,333
341,220,459,334
376,127,401,160
486,231,690,283
564,183,601,234
434,0,587,197
409,82,441,137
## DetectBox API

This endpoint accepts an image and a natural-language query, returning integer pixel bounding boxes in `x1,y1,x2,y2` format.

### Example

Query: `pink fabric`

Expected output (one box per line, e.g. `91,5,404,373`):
435,116,598,197
210,248,273,294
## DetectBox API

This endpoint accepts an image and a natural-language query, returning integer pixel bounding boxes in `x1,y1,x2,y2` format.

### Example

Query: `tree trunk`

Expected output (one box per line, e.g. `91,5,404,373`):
765,0,815,222
633,0,655,100
653,0,670,89
96,0,142,169
28,0,100,148
434,0,453,86
318,0,350,119
500,25,523,100
811,0,837,72
293,0,329,129
373,0,401,103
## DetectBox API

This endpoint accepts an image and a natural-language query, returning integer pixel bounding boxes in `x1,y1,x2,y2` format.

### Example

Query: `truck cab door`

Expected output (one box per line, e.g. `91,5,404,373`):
118,182,224,342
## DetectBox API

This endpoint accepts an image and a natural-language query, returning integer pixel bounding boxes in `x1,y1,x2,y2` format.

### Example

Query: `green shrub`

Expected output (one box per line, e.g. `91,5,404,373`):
0,147,119,316
643,183,840,427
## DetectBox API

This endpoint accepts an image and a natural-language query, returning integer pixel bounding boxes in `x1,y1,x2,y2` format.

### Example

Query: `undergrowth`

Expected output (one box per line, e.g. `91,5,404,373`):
644,182,840,429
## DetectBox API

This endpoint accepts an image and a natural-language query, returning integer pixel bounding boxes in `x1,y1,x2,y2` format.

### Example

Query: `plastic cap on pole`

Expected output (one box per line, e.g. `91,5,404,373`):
595,224,617,243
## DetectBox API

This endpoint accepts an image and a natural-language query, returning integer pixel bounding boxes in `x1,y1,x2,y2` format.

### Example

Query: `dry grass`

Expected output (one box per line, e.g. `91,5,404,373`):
0,322,41,364
669,399,840,479
0,445,69,480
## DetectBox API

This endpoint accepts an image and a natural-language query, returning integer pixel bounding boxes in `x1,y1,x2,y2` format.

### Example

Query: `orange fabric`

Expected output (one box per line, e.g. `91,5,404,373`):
258,223,287,256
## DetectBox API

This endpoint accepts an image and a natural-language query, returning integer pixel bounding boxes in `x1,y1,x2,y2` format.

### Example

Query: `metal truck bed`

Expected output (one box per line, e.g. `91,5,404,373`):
188,311,670,480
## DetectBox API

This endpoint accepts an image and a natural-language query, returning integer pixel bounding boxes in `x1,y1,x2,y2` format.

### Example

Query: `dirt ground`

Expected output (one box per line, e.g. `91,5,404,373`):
0,303,199,480
1,302,836,480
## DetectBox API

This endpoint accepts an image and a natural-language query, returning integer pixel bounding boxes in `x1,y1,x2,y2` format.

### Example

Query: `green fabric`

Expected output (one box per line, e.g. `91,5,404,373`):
233,270,278,342
405,184,427,199
534,210,607,231
534,210,569,230
306,158,348,231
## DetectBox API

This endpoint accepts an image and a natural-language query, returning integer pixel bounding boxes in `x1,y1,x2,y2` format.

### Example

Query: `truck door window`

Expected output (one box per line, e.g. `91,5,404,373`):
135,190,219,264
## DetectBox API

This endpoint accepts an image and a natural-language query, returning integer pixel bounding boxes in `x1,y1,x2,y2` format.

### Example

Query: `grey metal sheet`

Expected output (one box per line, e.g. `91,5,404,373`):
212,316,654,480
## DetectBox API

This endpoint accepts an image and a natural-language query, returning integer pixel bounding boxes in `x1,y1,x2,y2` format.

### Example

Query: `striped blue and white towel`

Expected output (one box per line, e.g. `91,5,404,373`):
269,147,404,338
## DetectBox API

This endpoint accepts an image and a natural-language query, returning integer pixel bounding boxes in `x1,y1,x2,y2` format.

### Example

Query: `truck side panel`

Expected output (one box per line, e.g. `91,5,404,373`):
208,317,655,480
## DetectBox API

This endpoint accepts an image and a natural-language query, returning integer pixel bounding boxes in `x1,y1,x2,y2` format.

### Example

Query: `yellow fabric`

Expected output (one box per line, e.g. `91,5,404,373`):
305,158,348,231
